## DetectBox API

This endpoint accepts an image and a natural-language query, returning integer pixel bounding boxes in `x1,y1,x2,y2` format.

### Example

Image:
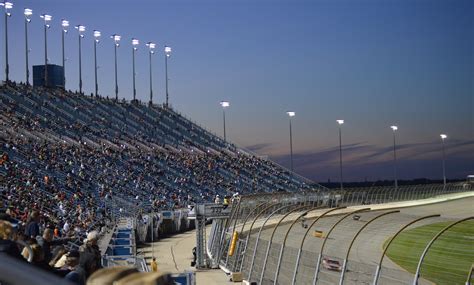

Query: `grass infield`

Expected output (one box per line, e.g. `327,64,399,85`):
384,220,474,285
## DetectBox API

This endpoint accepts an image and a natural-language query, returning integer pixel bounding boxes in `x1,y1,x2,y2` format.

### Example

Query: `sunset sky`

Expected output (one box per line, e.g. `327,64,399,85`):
2,0,473,182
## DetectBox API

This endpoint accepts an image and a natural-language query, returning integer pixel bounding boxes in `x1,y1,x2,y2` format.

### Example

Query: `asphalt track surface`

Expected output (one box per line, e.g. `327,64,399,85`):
243,197,474,285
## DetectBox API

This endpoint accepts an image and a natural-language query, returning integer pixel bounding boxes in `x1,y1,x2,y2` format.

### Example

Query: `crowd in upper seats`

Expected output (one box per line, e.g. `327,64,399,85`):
1,81,313,209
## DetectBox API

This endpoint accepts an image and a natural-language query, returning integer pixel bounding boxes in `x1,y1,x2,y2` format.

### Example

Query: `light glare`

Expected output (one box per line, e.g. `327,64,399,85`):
2,2,13,9
94,30,101,38
24,8,32,16
76,25,85,32
41,14,52,21
390,125,398,131
132,38,139,46
440,134,447,139
337,119,344,125
165,46,172,55
287,111,295,117
220,101,230,108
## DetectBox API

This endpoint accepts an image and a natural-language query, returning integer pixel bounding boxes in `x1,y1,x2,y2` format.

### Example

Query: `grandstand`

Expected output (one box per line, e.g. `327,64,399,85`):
0,80,323,283
0,81,320,212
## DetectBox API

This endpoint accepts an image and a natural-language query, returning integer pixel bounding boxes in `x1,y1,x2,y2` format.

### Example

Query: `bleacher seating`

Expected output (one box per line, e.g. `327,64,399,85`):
1,83,316,217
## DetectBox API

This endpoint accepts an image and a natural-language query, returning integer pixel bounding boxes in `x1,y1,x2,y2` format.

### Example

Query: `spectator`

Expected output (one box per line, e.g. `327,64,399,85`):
0,220,23,260
151,257,158,272
80,231,102,272
25,211,40,239
63,250,85,285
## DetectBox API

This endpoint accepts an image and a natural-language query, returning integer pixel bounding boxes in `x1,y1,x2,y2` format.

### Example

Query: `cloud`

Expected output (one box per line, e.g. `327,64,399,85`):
244,143,274,153
266,139,474,181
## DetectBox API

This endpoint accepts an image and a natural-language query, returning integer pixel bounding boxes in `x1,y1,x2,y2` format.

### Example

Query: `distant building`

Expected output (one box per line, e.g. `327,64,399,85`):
33,64,64,88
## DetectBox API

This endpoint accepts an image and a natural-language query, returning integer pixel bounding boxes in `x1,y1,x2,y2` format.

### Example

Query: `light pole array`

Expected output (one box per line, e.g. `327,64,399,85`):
61,19,69,88
1,1,12,83
111,34,121,100
440,134,447,189
337,119,344,191
391,125,398,190
164,46,172,107
40,14,51,87
287,111,296,173
220,101,230,142
24,8,32,85
75,25,85,94
146,42,156,105
132,38,139,101
93,30,100,96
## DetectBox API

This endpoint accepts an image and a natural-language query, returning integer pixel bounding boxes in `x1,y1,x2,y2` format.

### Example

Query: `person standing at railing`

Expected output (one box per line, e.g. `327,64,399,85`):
151,257,158,272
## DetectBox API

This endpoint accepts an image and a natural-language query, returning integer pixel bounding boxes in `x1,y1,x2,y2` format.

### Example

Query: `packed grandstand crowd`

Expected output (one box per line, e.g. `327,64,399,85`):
0,81,316,283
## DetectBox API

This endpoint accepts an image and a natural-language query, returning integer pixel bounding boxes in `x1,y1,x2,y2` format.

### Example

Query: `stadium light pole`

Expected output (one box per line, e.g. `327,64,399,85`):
93,30,100,96
440,134,447,189
24,8,32,85
287,111,295,173
75,25,85,94
337,119,344,191
391,125,398,190
164,46,172,107
40,14,52,87
111,34,121,100
1,1,12,83
132,38,139,101
61,20,69,88
146,42,156,105
220,101,230,142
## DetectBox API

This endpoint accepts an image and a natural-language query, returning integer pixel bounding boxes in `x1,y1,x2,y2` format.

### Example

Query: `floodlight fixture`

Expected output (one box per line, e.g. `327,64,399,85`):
94,30,101,42
287,111,295,117
24,8,32,21
1,2,13,16
112,34,121,46
337,119,344,125
165,46,172,57
40,14,52,27
61,19,69,31
390,125,398,131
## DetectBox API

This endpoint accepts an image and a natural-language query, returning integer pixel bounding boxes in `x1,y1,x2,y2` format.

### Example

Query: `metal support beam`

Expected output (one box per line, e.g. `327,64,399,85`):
259,205,312,284
413,217,474,285
313,208,370,285
238,203,279,273
291,207,346,285
247,204,298,281
373,214,440,285
339,210,400,285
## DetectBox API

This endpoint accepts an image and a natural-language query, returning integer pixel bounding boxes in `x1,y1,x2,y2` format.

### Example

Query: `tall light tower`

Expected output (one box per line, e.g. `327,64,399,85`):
93,30,101,96
40,14,52,87
146,42,156,105
390,125,398,190
164,46,172,107
24,8,32,85
440,134,447,189
111,34,121,100
61,19,69,88
337,119,344,191
131,38,139,101
75,25,85,94
220,101,230,142
287,111,296,173
1,1,12,83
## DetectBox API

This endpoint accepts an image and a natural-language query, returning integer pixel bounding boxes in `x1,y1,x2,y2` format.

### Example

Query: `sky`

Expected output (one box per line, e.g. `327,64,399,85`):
1,0,473,182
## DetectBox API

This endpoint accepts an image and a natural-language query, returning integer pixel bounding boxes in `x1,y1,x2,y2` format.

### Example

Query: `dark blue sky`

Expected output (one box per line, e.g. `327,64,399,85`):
2,0,473,181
